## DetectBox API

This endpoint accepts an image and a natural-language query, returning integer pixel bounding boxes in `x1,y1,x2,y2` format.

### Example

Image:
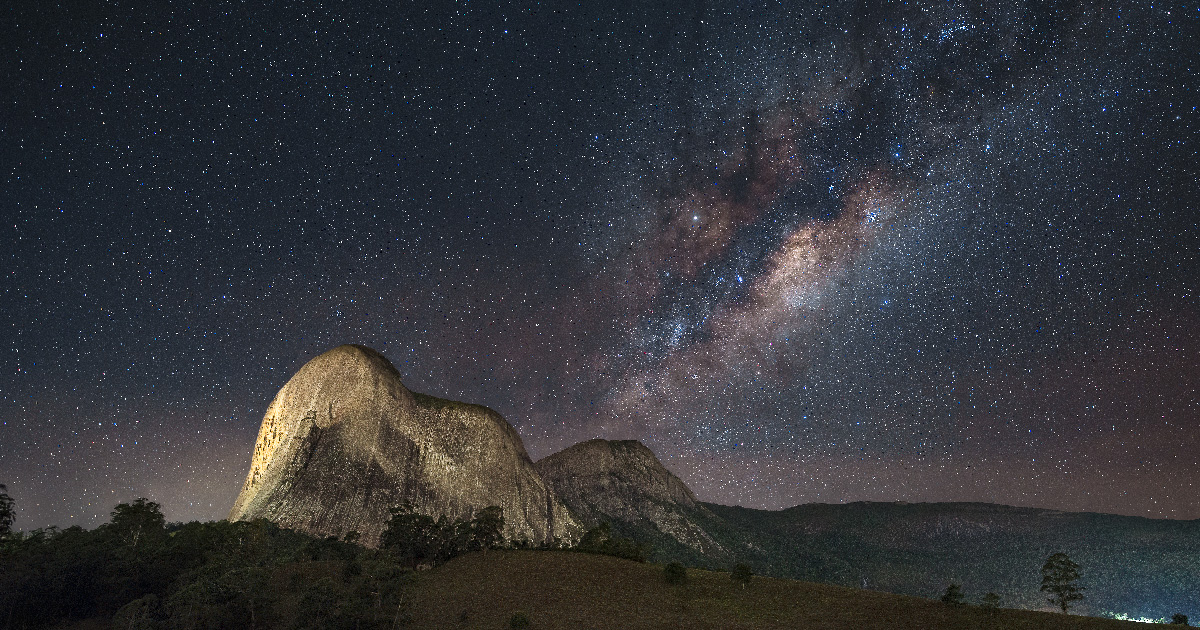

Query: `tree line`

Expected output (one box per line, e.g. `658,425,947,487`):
0,489,526,629
0,487,653,629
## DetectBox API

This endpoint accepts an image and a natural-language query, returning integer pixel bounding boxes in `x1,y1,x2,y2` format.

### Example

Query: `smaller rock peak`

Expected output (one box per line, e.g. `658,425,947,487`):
536,438,697,508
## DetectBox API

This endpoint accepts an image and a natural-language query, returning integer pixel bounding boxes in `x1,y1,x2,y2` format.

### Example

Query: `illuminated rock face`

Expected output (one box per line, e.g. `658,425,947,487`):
535,439,726,556
229,344,580,547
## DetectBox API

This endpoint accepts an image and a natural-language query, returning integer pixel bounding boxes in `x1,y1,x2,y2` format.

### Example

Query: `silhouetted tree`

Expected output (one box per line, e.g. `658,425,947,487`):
664,562,687,585
577,522,613,551
1040,552,1083,613
1171,613,1189,625
981,591,1001,611
465,506,505,552
109,498,166,550
731,563,753,589
380,503,439,568
941,583,964,606
574,522,648,562
0,483,14,539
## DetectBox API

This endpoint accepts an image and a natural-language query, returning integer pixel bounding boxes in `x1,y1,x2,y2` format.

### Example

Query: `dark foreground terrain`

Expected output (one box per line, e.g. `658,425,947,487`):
405,550,1152,630
1,495,1189,629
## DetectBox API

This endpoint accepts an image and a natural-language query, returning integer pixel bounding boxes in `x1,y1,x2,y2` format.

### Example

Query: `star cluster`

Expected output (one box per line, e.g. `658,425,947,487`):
1,1,1196,529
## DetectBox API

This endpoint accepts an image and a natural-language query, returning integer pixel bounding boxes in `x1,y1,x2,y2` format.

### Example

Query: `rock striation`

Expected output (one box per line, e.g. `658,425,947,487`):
534,439,726,557
229,344,580,547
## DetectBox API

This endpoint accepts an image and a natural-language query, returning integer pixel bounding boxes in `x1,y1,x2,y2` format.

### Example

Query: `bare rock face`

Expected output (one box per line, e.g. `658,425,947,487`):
229,344,580,547
535,439,725,556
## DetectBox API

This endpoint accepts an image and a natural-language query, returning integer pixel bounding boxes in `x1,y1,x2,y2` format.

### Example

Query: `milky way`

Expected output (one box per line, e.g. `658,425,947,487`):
1,1,1196,528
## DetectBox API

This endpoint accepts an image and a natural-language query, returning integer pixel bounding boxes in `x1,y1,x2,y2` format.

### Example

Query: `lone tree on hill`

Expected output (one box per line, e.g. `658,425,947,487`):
981,592,1001,611
731,563,753,589
664,562,688,585
1170,613,1188,625
1040,552,1084,613
941,583,965,606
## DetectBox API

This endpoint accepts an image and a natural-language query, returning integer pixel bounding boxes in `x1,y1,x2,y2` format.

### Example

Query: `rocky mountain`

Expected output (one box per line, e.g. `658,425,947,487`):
229,344,580,547
535,439,731,561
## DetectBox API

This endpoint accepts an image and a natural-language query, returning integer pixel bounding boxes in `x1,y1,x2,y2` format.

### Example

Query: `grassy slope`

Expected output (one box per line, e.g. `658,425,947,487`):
699,501,1200,617
404,550,1145,630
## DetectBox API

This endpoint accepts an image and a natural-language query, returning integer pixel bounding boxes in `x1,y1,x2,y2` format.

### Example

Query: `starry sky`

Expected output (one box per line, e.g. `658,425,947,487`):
2,1,1197,530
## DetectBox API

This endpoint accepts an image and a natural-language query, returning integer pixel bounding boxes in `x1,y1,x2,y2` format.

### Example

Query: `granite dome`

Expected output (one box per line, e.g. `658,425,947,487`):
230,344,580,547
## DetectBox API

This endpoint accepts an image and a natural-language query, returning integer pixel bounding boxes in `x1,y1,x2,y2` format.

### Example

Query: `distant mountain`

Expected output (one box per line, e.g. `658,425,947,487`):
534,440,1198,619
696,500,1200,619
229,344,580,547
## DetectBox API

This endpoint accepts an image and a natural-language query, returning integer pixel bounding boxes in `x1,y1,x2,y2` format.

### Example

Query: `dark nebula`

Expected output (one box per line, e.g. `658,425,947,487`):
1,1,1196,528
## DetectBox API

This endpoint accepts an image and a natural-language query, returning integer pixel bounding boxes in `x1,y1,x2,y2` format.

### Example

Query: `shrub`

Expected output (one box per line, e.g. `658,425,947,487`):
940,583,964,606
981,592,1001,610
731,563,753,589
664,562,687,585
509,611,531,629
381,503,506,568
574,523,649,562
112,594,159,630
1171,613,1189,625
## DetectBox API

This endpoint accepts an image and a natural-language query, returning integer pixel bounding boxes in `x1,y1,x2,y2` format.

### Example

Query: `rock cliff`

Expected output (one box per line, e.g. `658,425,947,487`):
535,439,726,557
229,344,580,547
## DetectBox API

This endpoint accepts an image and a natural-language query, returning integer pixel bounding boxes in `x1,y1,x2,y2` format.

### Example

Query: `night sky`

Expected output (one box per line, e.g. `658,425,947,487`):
3,1,1197,531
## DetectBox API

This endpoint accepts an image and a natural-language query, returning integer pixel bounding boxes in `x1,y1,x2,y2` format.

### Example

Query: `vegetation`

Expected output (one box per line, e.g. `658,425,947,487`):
1171,613,1189,625
110,497,167,550
982,592,1001,610
0,495,510,629
0,512,410,628
0,484,14,538
940,583,964,606
573,522,648,562
731,563,753,589
1041,552,1085,613
0,491,1182,629
663,561,688,585
379,502,506,568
